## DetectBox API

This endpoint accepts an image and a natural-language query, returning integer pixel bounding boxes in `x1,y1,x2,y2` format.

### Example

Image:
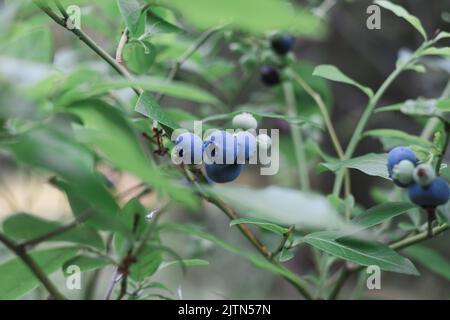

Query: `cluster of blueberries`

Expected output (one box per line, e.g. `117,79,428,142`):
173,114,269,183
387,146,450,208
260,34,295,86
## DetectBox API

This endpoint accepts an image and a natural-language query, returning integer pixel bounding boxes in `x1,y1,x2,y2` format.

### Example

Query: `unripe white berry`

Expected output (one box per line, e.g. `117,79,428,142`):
413,163,436,187
232,112,258,130
392,160,415,186
257,134,272,151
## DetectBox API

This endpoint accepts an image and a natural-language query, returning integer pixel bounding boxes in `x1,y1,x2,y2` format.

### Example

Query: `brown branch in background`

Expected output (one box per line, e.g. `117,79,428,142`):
115,28,129,65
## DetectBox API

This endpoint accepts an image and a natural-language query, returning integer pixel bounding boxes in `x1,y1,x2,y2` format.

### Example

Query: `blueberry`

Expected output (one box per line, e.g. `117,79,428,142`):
203,130,237,165
232,113,258,130
391,159,415,187
235,131,257,162
408,177,450,207
413,163,436,187
260,66,280,86
387,146,418,177
205,163,244,183
270,35,295,55
173,132,203,165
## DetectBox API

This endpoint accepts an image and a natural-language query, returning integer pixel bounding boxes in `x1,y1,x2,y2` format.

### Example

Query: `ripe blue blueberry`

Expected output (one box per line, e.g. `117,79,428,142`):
235,131,257,162
173,132,203,165
260,66,280,86
387,146,418,177
408,177,450,207
203,130,237,165
205,163,244,183
270,35,295,55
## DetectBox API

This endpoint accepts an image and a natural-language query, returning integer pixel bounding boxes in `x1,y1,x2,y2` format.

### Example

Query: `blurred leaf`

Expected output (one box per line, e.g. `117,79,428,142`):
2,213,104,249
164,0,324,37
365,129,433,150
230,217,289,235
375,0,427,40
211,185,356,232
437,98,450,111
319,153,389,180
123,40,156,74
62,255,111,276
313,65,373,98
68,100,197,209
351,202,416,230
4,127,125,233
0,247,78,299
404,245,450,281
159,223,309,287
57,77,219,107
422,47,450,58
303,231,419,275
145,9,183,35
117,0,144,35
158,259,209,271
435,31,450,42
0,25,53,63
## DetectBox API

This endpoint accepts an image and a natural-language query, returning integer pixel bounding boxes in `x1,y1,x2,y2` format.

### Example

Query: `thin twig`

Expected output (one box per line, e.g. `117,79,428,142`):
0,233,67,300
156,24,225,103
115,28,129,65
19,209,95,249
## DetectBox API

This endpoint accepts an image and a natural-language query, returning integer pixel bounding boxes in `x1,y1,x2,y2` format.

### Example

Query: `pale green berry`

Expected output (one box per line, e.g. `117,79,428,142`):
232,112,258,130
257,133,272,151
392,160,415,186
413,163,436,187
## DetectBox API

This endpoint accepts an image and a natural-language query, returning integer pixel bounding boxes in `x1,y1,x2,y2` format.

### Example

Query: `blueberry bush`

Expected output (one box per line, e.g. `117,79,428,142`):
0,0,450,300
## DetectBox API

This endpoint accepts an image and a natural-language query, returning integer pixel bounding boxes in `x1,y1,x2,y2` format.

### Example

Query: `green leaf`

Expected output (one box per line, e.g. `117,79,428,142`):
0,247,78,299
117,0,144,35
123,40,156,74
375,0,427,40
164,0,324,37
62,255,111,276
352,202,416,230
437,98,450,112
57,77,219,107
4,127,124,233
319,153,389,179
135,92,180,134
230,217,289,235
158,259,210,271
422,47,450,58
210,185,356,232
0,26,53,63
68,100,197,209
2,213,104,249
435,31,450,42
159,223,309,288
364,129,433,150
145,9,183,35
313,65,373,98
403,245,450,281
129,249,162,282
303,231,419,275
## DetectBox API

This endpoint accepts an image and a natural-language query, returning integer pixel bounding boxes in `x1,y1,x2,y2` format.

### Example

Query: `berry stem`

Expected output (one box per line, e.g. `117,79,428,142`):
332,40,434,196
282,82,310,191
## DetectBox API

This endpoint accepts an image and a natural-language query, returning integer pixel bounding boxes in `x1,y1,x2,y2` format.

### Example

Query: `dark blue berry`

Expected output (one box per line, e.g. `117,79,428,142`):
408,177,450,207
387,146,418,177
270,35,295,55
260,66,280,86
174,132,203,164
205,163,244,183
